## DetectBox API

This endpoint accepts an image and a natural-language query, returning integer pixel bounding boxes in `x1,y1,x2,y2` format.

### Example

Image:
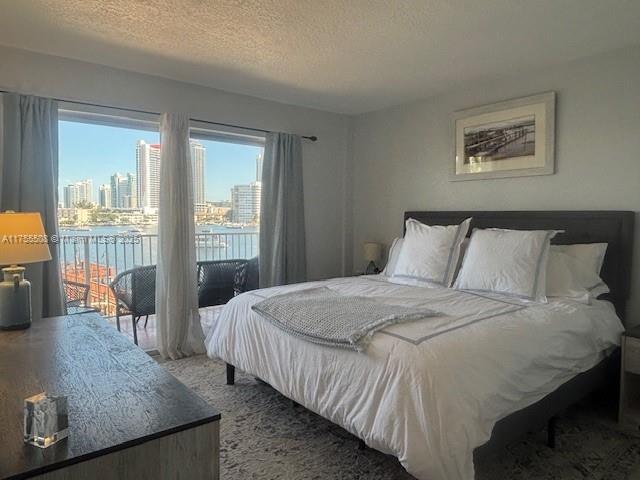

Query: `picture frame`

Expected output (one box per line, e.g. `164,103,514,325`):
450,92,556,181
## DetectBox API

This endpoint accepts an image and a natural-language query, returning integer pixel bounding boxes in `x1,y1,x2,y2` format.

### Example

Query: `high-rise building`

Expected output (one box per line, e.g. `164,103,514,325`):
123,172,138,209
136,140,204,210
136,140,161,210
98,184,111,208
110,173,124,208
82,179,93,204
256,153,263,182
191,141,206,205
230,181,261,224
63,184,78,209
63,179,93,208
110,172,137,209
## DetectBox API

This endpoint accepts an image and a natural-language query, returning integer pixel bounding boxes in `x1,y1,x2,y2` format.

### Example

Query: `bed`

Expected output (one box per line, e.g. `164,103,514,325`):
205,210,634,480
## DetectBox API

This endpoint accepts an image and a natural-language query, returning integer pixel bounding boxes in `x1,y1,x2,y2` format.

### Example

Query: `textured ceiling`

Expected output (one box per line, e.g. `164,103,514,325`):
0,0,639,114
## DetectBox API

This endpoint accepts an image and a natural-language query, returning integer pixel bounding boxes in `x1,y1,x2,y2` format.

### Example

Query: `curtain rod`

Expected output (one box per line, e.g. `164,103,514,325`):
0,89,318,142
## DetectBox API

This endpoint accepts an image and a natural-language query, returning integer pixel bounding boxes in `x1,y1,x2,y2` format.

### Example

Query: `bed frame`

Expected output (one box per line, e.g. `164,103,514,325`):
402,210,634,459
226,210,635,464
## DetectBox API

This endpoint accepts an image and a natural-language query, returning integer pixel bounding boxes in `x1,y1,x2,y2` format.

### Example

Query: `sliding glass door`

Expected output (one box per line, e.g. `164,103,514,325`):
57,108,264,349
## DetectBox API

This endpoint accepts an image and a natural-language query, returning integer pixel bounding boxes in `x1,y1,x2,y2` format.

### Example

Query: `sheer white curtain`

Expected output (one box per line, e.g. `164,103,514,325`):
0,93,65,319
155,113,205,359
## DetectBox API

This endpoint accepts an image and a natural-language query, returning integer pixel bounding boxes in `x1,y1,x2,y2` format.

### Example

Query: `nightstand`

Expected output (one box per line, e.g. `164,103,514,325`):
619,326,640,426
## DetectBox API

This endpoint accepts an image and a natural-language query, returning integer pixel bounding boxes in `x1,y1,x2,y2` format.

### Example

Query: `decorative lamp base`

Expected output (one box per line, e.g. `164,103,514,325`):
0,266,32,331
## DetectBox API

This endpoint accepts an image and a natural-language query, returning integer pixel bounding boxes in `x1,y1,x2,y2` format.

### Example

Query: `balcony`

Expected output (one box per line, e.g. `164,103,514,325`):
59,231,258,350
101,307,222,351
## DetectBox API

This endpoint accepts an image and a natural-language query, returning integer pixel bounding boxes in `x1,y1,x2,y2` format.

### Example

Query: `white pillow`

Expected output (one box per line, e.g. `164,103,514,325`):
454,228,558,302
546,249,609,302
382,237,403,276
393,218,471,287
551,243,608,275
382,237,436,286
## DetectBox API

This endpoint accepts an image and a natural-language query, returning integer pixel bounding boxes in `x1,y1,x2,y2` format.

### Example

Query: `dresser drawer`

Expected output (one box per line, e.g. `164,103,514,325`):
625,337,640,375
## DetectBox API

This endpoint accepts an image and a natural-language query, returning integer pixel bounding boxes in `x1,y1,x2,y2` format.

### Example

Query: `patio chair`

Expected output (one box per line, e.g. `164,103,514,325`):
63,279,90,307
110,260,254,346
234,256,259,296
109,265,156,345
197,259,248,308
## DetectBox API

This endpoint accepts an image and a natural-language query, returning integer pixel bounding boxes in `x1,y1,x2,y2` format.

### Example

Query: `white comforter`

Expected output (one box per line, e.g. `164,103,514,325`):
205,275,623,480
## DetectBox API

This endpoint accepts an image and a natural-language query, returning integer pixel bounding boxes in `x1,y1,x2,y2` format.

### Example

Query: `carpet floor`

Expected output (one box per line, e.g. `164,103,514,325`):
161,355,640,479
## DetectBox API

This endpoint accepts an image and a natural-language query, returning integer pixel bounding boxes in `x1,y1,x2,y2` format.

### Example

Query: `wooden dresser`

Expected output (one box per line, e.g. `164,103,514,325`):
0,313,220,479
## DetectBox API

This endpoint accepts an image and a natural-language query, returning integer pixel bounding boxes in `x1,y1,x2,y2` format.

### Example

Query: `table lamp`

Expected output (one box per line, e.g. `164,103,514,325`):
363,242,382,275
0,211,52,330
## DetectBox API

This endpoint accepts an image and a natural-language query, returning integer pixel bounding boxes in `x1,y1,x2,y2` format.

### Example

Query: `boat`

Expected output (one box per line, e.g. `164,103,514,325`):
62,227,92,232
116,227,144,235
195,236,227,248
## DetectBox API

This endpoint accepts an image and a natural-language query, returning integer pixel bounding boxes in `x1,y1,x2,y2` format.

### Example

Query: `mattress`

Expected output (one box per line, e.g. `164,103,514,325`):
205,275,623,480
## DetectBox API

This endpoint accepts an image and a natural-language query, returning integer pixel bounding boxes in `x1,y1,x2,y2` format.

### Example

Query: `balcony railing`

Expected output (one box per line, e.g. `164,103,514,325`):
58,232,258,316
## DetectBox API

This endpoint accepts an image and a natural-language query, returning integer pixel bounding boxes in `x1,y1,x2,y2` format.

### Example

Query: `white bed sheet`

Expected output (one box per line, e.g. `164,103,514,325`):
205,275,623,480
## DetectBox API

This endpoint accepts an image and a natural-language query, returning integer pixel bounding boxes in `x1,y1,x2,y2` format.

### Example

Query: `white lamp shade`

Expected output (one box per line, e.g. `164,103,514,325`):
363,242,382,263
0,212,52,265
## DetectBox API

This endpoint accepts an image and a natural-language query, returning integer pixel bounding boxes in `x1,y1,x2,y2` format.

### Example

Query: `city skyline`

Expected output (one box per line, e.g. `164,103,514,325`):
64,142,261,211
58,120,264,204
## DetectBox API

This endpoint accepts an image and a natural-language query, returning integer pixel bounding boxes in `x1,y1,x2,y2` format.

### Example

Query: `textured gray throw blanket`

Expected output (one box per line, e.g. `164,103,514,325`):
251,287,439,351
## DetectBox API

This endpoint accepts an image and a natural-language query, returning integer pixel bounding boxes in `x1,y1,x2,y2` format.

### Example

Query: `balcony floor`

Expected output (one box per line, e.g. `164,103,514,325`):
104,305,222,352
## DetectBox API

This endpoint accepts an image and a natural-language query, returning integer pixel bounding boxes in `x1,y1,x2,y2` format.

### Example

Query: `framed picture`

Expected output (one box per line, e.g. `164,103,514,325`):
450,92,555,181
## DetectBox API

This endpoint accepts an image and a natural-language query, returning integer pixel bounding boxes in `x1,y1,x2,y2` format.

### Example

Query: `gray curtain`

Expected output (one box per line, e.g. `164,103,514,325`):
259,132,306,287
0,93,65,319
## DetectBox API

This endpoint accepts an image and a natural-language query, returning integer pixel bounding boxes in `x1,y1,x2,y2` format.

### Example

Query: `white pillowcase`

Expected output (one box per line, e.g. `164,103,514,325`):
393,218,471,287
382,238,434,286
454,228,558,302
382,237,403,276
546,248,609,302
551,243,607,275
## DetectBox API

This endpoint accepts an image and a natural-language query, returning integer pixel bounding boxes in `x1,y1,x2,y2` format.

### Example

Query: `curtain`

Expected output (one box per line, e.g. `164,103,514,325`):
155,113,205,359
259,132,307,287
0,93,65,320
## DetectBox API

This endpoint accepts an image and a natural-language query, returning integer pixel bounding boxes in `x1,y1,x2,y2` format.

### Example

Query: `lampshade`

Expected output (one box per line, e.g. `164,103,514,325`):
0,212,52,266
363,242,382,263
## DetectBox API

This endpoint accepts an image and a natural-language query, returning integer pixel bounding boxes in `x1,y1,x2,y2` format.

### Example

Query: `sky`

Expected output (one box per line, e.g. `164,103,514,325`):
58,120,263,202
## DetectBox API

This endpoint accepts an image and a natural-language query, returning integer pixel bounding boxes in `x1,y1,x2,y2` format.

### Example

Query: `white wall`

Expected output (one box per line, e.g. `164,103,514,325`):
352,46,640,321
3,44,639,318
0,45,352,281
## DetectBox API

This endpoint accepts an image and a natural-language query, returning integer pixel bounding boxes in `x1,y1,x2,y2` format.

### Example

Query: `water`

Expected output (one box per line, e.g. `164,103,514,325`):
57,223,259,276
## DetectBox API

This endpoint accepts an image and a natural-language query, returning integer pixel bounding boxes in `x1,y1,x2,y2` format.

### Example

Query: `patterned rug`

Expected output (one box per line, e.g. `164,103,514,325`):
161,355,640,479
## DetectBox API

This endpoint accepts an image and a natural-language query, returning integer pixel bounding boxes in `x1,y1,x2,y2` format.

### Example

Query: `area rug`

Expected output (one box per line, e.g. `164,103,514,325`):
161,355,640,479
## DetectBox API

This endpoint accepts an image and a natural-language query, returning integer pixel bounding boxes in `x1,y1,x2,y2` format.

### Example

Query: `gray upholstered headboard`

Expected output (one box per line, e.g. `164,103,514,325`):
403,211,635,323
